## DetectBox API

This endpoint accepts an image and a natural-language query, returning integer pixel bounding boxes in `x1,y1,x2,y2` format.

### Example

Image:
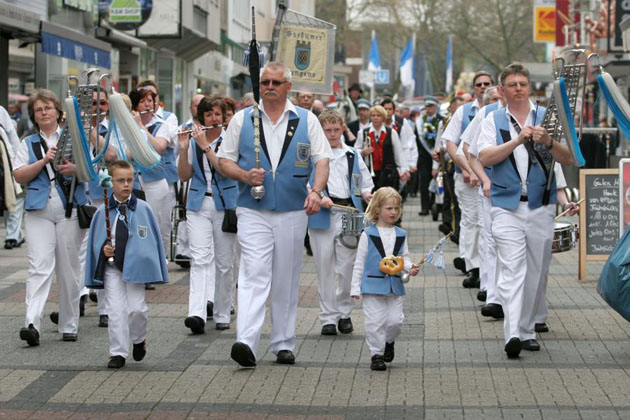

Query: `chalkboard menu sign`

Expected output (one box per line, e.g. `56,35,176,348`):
579,168,620,281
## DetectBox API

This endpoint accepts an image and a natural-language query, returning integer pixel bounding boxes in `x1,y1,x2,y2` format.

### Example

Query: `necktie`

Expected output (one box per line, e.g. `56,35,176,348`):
114,203,128,271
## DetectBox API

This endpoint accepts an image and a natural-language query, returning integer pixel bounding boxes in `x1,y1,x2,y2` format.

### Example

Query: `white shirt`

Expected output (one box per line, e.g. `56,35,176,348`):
14,126,63,200
392,118,418,168
477,100,566,195
350,226,412,296
442,99,482,145
186,132,224,193
326,145,374,199
354,124,409,173
147,114,174,146
217,100,332,175
156,106,179,141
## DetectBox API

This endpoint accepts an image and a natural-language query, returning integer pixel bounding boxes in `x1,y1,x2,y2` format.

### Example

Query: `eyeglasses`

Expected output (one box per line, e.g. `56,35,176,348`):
34,105,55,114
260,79,287,87
113,178,134,185
93,100,108,106
475,82,492,87
504,82,529,89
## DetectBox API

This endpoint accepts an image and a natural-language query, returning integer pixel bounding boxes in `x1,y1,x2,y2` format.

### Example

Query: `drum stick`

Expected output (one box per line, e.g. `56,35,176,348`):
554,198,585,221
331,203,357,212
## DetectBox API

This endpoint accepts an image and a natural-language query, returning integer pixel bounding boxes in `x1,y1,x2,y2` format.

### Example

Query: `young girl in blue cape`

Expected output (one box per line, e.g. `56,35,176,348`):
85,160,169,368
351,187,419,371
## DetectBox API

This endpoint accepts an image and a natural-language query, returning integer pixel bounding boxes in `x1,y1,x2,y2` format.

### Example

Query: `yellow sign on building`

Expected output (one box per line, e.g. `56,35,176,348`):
534,6,556,43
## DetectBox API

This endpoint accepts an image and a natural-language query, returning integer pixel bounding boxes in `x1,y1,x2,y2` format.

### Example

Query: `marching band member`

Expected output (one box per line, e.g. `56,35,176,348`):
308,110,373,336
442,71,495,288
129,88,173,263
415,96,444,216
85,160,168,368
178,95,237,333
346,99,371,141
460,86,504,315
13,89,88,346
477,63,573,358
173,94,205,267
137,81,179,261
355,105,409,190
217,61,331,367
381,99,416,193
351,187,419,371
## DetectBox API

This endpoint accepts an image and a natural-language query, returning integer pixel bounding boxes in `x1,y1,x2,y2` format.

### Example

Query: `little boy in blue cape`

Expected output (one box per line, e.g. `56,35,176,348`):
85,160,168,368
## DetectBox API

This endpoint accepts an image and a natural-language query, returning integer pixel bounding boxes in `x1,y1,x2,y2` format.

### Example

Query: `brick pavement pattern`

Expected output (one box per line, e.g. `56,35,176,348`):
0,198,627,420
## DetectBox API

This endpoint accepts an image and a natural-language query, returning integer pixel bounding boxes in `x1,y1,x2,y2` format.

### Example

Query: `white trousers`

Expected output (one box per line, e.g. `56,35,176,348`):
491,203,554,342
141,178,172,259
187,196,236,323
308,211,357,326
479,194,500,305
534,259,554,324
4,195,24,241
235,207,307,358
175,215,190,257
104,267,148,358
363,294,404,356
454,174,480,271
24,196,84,333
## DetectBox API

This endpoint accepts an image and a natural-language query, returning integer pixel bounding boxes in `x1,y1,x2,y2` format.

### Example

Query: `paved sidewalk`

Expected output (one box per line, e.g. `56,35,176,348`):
1,197,627,420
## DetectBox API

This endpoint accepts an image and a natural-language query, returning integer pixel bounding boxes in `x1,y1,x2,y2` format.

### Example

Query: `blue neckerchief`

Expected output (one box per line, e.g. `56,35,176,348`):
109,193,138,212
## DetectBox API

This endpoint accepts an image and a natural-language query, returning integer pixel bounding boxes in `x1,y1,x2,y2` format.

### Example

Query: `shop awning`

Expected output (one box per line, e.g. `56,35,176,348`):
40,21,111,69
140,26,218,61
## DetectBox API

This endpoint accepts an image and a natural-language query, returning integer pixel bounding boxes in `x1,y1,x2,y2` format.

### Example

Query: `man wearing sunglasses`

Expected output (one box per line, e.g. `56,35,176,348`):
218,61,332,368
441,71,495,290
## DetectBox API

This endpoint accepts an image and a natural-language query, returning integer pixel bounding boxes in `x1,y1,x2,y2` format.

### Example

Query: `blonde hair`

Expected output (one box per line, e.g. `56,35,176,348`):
365,187,402,223
369,105,388,121
318,109,344,126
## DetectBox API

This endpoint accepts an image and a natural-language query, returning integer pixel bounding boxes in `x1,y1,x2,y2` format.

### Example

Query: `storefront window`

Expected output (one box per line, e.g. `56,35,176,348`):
157,56,173,113
174,59,184,121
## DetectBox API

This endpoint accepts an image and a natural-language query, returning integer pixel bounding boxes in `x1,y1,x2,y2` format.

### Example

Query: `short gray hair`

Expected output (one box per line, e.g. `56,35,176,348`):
482,87,500,105
260,61,292,83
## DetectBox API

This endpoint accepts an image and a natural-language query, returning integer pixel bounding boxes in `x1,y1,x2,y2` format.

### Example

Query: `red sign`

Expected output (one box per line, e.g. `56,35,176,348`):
556,0,579,46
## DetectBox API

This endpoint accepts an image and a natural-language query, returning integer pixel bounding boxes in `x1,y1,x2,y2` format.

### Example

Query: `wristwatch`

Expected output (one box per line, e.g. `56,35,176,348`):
311,189,324,199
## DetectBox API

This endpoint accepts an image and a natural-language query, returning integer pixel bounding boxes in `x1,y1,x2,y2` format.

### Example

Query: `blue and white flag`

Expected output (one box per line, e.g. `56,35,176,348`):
445,36,453,93
400,37,414,89
368,30,380,72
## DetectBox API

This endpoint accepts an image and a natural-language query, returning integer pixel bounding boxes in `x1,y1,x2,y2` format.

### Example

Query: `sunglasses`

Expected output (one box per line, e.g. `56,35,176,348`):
260,79,287,87
475,82,492,87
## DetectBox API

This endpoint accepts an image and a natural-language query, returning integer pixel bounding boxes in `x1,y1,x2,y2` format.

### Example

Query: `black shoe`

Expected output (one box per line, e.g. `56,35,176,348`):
145,284,156,290
481,303,504,319
462,270,480,288
477,290,487,302
89,290,98,303
206,301,214,319
521,339,540,352
14,238,24,248
175,255,191,269
453,257,466,273
535,323,549,333
50,311,59,325
450,234,459,245
108,355,125,369
231,342,256,367
215,322,230,330
62,333,78,342
19,324,39,346
133,340,147,361
79,295,86,317
231,307,235,315
384,342,395,363
321,324,337,335
370,354,386,371
184,316,205,334
99,315,109,328
505,337,521,359
338,318,353,334
418,210,429,216
439,224,452,236
4,239,16,249
276,350,296,365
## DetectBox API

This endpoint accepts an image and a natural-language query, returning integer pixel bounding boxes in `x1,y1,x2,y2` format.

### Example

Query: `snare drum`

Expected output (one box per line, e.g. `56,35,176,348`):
339,213,364,248
552,221,577,253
